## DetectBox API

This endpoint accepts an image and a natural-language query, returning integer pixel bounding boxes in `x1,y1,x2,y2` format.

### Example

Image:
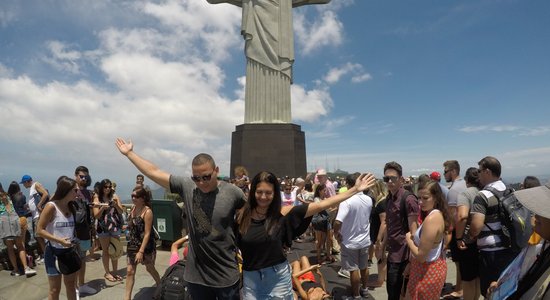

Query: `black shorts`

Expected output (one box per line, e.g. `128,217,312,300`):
458,242,479,281
448,230,461,262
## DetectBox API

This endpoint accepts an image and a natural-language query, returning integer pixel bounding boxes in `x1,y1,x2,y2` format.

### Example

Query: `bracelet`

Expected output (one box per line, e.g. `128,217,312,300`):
138,251,144,254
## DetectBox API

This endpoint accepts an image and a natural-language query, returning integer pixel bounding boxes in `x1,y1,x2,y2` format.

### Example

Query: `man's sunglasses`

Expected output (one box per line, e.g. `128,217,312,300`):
383,176,399,183
191,173,213,183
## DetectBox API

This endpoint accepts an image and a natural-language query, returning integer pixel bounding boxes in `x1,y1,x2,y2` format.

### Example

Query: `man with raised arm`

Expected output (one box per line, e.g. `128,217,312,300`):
115,138,246,299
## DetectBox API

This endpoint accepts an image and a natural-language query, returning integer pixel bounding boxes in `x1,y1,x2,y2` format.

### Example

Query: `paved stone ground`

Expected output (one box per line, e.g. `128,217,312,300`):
0,238,458,300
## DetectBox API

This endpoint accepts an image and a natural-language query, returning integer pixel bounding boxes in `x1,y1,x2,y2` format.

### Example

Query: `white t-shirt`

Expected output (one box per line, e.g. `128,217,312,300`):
336,192,372,249
27,182,40,220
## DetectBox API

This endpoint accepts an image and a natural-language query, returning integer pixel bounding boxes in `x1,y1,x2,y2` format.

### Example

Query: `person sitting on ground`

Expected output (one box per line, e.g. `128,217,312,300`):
291,256,331,300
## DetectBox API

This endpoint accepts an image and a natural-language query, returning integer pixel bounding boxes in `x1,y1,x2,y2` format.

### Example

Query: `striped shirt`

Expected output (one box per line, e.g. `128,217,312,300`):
471,180,508,251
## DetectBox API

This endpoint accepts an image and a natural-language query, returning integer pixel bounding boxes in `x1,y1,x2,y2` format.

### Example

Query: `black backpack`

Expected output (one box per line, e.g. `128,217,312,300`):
153,260,191,300
485,187,533,252
70,199,91,240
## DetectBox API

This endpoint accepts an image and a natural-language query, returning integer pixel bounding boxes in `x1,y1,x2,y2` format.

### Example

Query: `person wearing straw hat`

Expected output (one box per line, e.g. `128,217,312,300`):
487,181,550,299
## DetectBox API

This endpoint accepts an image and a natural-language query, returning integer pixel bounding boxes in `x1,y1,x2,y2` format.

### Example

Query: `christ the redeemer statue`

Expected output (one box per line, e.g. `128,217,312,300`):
206,0,331,123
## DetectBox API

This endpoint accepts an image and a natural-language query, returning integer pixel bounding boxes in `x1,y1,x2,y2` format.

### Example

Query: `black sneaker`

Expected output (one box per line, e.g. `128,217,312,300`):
10,271,21,277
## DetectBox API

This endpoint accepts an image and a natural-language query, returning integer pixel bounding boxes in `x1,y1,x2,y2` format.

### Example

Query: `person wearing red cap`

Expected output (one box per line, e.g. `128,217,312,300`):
430,171,449,200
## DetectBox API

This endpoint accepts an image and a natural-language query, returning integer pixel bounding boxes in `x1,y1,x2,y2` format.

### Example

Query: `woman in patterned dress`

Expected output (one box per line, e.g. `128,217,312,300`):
405,180,450,299
124,187,160,300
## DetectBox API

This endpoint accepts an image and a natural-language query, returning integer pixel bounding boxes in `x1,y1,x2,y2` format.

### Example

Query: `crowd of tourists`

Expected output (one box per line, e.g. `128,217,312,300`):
0,168,160,300
1,138,549,300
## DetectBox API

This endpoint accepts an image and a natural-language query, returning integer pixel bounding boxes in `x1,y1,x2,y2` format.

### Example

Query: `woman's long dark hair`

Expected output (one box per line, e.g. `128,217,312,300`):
418,180,451,231
51,176,76,201
97,179,114,203
7,181,21,199
237,171,282,236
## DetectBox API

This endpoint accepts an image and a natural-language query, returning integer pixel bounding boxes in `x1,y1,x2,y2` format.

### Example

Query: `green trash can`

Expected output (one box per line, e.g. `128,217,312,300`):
151,199,183,247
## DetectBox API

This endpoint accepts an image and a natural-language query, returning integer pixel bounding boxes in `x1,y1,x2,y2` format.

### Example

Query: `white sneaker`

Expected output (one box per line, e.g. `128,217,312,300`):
36,257,44,265
75,288,80,300
78,284,97,295
337,268,350,279
24,267,37,276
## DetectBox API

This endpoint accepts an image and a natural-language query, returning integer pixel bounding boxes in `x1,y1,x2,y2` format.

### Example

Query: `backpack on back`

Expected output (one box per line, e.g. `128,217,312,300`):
153,260,190,300
485,187,533,252
70,199,91,240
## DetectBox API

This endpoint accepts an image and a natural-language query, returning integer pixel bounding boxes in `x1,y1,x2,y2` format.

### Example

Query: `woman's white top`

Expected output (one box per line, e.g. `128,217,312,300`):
413,209,444,262
45,202,74,249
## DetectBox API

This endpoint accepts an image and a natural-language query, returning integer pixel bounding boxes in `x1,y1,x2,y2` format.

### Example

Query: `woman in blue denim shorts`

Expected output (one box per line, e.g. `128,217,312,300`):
36,176,80,300
92,178,124,282
236,171,376,299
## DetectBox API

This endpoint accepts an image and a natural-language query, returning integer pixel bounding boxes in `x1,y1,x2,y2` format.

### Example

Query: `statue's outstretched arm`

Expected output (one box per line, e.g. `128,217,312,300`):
206,0,242,7
292,0,331,8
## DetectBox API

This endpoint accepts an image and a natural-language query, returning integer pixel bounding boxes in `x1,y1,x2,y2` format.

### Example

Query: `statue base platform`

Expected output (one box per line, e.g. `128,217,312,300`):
230,123,307,179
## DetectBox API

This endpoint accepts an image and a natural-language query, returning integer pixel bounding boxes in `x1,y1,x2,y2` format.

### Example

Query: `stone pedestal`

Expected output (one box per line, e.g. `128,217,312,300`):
230,123,306,179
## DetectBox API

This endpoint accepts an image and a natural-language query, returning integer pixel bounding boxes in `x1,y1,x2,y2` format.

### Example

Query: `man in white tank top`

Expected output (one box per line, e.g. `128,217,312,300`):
21,174,48,264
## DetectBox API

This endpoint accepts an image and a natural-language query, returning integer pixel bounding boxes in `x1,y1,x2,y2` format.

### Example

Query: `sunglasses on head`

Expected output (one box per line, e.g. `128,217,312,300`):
383,176,399,183
191,173,213,183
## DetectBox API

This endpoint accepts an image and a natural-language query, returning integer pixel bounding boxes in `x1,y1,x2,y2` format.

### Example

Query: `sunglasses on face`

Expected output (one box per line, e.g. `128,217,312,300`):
78,175,88,180
104,186,112,189
191,173,213,183
131,194,141,199
383,176,399,183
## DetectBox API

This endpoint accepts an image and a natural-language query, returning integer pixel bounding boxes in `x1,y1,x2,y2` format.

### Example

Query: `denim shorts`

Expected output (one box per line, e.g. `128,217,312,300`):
78,239,91,258
242,261,293,300
44,244,62,276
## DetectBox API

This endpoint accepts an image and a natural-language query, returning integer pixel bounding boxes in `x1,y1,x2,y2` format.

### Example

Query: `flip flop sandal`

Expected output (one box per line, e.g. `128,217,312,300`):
104,273,117,282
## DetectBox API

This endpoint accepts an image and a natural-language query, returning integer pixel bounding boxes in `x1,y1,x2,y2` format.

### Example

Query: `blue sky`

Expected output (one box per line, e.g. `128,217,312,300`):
1,0,549,198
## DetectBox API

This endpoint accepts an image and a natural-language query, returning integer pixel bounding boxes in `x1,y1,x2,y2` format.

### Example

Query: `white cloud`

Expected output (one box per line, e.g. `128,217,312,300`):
0,64,13,77
42,41,83,74
459,125,520,133
351,73,372,83
518,126,550,137
323,62,371,84
291,85,333,122
458,125,550,136
295,10,344,55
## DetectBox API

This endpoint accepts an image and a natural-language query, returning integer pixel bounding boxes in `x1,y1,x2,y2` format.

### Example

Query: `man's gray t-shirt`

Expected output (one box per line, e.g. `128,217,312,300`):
457,186,479,208
170,175,246,287
447,178,467,207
